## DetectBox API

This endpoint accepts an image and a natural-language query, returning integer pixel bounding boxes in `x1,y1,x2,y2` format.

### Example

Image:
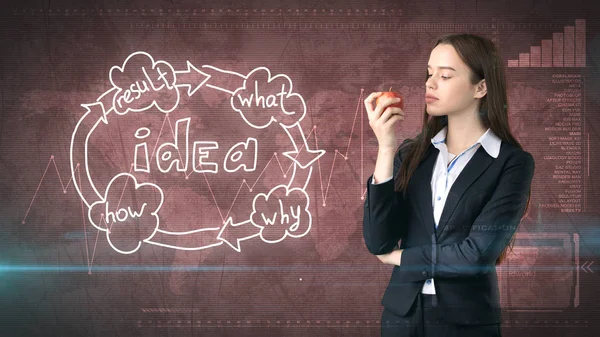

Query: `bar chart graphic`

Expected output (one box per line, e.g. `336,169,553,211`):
508,19,586,68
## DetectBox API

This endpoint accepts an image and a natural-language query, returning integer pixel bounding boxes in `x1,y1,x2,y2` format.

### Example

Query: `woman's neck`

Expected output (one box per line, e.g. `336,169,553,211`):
445,112,487,154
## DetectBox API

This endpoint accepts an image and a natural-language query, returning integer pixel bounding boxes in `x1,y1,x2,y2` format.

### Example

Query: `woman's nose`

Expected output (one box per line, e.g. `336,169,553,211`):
426,77,435,89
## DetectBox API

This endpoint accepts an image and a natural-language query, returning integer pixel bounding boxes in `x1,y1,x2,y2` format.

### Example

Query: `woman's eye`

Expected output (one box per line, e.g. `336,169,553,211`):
426,74,450,79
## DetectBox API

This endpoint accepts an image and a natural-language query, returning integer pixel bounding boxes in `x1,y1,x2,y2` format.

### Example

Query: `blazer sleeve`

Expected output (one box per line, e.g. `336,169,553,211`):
398,150,535,281
362,144,409,255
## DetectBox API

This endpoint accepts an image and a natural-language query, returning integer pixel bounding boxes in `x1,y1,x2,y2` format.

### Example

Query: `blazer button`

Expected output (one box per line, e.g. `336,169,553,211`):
421,271,428,277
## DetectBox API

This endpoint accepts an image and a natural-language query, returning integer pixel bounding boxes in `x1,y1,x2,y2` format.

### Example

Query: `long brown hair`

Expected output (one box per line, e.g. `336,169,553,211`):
393,33,530,266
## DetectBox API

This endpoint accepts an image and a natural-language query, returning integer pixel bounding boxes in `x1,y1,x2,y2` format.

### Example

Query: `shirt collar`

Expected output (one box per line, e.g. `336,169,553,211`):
430,126,501,158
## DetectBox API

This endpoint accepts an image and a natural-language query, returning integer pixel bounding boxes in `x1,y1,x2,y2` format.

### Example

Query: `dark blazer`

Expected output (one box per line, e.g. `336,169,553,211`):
363,140,535,325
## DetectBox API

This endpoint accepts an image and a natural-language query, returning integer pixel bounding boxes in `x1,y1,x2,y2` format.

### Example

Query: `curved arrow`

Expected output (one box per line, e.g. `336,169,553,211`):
70,88,116,212
280,122,325,169
217,217,261,252
145,227,223,251
200,65,246,94
286,161,314,192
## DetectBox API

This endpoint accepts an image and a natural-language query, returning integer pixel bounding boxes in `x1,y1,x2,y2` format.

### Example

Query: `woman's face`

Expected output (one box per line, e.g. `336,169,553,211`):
425,43,485,117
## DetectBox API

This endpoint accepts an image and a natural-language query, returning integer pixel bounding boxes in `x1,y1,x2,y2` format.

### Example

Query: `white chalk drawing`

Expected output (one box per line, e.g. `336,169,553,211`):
70,51,325,254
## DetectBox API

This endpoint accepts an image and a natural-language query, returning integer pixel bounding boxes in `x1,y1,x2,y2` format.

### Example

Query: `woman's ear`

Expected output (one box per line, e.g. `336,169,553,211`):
474,79,487,99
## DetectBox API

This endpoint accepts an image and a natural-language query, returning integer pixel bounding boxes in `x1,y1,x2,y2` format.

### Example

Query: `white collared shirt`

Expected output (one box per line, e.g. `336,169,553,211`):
372,126,502,294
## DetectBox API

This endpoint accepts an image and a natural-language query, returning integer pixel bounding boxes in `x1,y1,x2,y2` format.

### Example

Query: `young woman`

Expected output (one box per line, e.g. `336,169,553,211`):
363,33,535,337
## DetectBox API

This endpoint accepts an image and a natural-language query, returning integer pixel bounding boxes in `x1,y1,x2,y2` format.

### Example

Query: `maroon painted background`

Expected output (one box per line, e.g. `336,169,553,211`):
1,0,600,336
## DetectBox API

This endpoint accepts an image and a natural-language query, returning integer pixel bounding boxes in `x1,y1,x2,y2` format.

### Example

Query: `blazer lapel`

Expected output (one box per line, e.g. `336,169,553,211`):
435,146,494,240
411,145,438,240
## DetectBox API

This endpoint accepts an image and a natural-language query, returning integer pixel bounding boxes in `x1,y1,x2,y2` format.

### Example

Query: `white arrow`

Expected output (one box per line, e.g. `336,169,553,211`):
70,88,116,210
174,61,211,97
217,217,261,252
581,260,595,273
281,122,325,169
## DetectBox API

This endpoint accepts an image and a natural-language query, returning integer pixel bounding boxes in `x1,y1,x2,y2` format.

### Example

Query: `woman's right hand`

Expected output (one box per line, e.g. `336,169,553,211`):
364,92,405,151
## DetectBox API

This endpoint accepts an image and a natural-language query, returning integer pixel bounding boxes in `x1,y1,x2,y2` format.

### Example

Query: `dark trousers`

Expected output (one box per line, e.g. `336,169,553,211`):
381,293,502,337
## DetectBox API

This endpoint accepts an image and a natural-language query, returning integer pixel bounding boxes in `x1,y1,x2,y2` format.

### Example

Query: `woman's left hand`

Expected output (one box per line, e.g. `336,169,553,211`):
376,249,403,266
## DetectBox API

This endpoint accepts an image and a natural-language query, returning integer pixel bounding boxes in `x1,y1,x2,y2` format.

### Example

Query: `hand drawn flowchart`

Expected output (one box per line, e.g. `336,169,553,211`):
70,52,326,254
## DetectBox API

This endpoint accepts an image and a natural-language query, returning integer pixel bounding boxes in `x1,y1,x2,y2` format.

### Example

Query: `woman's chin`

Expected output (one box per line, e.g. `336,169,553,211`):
426,109,446,117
